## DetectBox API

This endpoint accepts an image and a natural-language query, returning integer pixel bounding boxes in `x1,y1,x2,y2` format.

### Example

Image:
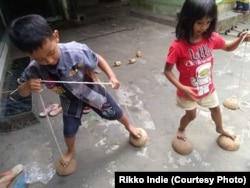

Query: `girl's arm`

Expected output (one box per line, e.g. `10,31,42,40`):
164,63,183,90
223,31,250,51
164,63,198,101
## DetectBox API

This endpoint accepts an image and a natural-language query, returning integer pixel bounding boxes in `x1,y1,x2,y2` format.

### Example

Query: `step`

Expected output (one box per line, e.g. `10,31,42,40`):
73,2,128,25
129,8,250,32
217,11,250,32
129,8,177,27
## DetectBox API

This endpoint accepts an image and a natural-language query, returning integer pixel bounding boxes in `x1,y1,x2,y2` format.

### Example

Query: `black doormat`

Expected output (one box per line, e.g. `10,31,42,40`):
0,57,39,133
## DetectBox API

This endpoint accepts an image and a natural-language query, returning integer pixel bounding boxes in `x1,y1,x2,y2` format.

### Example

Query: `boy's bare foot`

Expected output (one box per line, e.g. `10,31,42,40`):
60,152,75,168
217,128,236,140
176,129,187,141
127,126,142,139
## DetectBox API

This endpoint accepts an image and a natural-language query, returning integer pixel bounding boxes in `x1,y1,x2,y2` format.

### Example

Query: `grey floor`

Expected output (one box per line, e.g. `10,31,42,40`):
1,15,250,188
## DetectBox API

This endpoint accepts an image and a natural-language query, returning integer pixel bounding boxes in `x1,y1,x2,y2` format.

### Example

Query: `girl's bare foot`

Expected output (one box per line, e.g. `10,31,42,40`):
60,151,75,168
217,128,236,140
177,129,187,141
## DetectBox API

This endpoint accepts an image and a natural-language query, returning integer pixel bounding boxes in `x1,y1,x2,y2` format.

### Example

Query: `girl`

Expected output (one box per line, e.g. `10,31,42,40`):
164,0,250,142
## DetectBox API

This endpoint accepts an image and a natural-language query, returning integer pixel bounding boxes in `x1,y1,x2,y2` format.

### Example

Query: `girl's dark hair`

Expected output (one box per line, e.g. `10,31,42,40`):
8,14,53,54
176,0,217,44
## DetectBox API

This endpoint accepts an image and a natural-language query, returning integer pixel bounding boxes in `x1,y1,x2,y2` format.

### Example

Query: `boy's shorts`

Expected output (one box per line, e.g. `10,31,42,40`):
63,92,123,138
176,91,219,111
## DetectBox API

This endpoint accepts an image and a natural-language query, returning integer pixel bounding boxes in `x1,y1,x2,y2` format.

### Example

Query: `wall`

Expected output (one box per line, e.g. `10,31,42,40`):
0,1,8,92
129,0,184,15
129,0,236,15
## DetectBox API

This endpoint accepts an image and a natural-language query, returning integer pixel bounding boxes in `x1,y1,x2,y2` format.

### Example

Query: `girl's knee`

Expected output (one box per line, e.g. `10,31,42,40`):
209,106,221,113
189,114,196,121
185,110,196,120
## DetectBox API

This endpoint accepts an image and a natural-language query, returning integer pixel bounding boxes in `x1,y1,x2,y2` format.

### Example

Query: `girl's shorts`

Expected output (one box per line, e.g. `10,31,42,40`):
63,92,123,137
176,91,219,110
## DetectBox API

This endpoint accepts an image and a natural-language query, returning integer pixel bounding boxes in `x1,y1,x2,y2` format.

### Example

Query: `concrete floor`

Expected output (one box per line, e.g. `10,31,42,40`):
1,14,250,188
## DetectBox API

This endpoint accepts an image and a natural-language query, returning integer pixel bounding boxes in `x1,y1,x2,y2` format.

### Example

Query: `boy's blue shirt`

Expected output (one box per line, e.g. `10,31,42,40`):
19,41,107,117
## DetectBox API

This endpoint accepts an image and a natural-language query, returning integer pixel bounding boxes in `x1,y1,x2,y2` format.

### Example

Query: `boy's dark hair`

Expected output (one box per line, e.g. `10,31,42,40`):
8,14,53,54
176,0,217,44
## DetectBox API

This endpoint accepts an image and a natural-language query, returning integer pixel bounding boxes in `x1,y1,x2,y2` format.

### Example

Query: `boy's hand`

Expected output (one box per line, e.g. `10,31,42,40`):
26,78,43,92
109,77,120,89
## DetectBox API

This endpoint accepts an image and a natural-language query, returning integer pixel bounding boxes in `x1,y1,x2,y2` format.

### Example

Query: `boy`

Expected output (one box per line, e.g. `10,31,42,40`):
8,14,143,169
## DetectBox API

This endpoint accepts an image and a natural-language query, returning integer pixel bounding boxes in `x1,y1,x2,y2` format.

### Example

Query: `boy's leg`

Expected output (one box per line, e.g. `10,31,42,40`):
60,136,76,167
91,92,141,138
117,112,142,138
209,106,236,140
60,115,81,167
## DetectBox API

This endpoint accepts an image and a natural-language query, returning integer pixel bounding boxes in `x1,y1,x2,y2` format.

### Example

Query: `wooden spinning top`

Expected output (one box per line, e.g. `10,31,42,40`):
136,50,142,58
223,98,240,110
129,128,148,147
55,158,77,176
217,135,239,151
172,137,193,155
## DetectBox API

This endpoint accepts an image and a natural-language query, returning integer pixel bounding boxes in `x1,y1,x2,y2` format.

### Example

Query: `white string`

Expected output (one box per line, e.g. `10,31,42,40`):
38,78,110,159
218,32,249,75
38,93,64,158
219,32,249,107
236,41,248,106
41,80,112,85
1,80,111,94
227,34,250,139
124,105,136,126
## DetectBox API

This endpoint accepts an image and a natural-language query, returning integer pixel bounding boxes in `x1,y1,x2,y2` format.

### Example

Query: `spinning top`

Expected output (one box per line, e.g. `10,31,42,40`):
172,137,193,155
223,98,240,110
217,135,239,151
128,58,136,64
136,51,142,58
114,61,121,67
129,128,148,147
55,158,77,176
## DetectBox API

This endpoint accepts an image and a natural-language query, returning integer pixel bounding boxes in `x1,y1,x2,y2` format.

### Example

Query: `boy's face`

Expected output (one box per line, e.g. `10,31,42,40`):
30,30,61,66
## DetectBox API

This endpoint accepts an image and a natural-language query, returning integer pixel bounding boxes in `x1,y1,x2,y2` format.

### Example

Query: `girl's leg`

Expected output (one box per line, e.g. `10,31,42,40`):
209,106,236,140
177,109,196,140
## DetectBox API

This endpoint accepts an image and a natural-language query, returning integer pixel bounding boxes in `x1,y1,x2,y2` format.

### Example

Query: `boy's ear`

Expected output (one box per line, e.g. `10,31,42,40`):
53,30,59,42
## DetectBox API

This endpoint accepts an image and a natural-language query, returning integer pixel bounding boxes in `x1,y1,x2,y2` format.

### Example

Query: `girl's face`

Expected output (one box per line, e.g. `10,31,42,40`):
193,16,212,39
30,30,61,66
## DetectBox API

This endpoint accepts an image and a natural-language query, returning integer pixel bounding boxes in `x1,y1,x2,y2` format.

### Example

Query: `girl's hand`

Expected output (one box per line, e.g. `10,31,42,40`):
240,31,250,42
181,86,199,101
109,77,120,89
